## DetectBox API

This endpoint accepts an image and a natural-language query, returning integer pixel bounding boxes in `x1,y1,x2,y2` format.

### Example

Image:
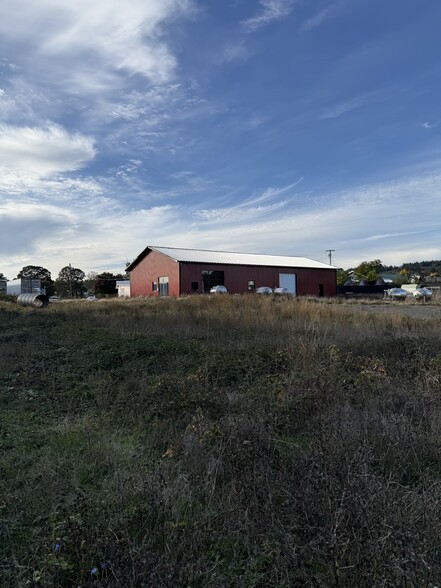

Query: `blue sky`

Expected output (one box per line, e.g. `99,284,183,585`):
0,0,440,279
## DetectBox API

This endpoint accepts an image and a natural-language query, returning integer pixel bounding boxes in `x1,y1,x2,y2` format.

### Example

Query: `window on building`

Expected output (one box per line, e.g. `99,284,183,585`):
318,284,324,297
152,281,157,292
158,276,169,296
247,280,255,291
191,281,199,292
202,270,225,293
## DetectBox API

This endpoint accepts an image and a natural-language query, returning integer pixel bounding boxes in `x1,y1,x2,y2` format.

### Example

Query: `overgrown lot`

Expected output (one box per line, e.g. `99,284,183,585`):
1,296,441,587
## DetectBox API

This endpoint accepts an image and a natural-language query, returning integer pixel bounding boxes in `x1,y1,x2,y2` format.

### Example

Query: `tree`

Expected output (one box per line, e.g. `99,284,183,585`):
93,272,125,297
394,268,410,286
0,272,7,281
17,265,52,287
83,271,98,295
353,260,382,284
336,269,351,286
54,266,86,298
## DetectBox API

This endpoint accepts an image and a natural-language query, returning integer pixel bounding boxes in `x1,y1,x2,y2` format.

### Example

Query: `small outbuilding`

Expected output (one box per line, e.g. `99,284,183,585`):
116,280,131,297
126,246,337,297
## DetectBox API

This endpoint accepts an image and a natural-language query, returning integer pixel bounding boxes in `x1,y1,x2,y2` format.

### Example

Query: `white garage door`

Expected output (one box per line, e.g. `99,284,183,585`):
279,273,296,294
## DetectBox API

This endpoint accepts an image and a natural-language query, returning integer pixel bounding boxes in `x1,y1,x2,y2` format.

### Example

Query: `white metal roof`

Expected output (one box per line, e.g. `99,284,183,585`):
148,246,337,270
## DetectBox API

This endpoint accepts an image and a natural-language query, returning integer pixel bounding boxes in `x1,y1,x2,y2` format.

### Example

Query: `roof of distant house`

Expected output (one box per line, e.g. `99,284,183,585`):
127,246,338,272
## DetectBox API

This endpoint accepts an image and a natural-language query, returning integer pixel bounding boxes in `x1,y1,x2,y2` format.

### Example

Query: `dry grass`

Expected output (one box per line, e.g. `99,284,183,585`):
1,295,441,586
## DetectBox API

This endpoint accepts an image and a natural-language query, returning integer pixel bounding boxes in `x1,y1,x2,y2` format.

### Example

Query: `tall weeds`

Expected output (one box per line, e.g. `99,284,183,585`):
1,296,441,586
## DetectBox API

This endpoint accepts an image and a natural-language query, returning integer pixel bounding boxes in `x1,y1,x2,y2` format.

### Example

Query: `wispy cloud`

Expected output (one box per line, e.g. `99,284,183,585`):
0,0,195,91
170,171,220,193
2,168,441,278
194,200,287,222
302,2,343,31
193,180,303,222
319,91,385,120
242,178,303,206
186,171,441,266
94,83,225,159
217,41,252,64
242,0,295,33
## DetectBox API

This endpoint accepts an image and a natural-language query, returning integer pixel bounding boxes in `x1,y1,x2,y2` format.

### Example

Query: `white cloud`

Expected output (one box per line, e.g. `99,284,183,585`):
185,172,441,267
0,123,95,177
1,164,441,279
0,148,441,277
0,0,195,90
242,0,295,33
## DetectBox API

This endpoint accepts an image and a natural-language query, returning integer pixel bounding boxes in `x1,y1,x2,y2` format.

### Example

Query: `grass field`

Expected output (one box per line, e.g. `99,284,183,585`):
1,295,441,587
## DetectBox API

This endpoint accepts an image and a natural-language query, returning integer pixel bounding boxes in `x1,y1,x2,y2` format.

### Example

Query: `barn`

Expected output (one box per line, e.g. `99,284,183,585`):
127,246,337,297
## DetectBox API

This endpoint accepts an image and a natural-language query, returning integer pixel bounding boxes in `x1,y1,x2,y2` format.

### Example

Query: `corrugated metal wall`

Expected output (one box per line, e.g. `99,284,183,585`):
129,249,180,297
181,263,336,296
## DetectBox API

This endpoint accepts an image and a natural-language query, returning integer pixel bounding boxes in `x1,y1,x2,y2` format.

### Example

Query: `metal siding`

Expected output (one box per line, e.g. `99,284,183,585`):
129,249,180,297
6,278,42,296
180,264,336,296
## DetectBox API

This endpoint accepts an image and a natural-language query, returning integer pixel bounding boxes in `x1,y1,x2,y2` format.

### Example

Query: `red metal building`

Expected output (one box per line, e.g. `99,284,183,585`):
127,246,337,297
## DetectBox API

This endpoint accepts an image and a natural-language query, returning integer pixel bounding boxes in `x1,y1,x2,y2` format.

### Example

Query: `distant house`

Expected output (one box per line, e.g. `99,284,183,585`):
126,246,337,297
116,280,130,297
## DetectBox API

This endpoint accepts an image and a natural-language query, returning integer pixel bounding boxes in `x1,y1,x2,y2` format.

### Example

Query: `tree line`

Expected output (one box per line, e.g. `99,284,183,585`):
0,265,128,298
337,259,441,286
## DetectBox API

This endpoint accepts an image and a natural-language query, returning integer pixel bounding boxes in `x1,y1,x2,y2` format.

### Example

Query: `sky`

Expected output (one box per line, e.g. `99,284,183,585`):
0,0,440,280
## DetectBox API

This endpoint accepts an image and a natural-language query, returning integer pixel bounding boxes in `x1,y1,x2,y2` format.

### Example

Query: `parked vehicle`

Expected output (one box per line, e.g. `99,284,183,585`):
385,288,409,300
210,285,228,294
273,287,291,295
413,288,432,300
255,286,273,294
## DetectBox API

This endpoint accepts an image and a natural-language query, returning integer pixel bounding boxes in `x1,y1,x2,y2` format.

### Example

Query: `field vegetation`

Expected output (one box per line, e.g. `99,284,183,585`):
1,295,441,587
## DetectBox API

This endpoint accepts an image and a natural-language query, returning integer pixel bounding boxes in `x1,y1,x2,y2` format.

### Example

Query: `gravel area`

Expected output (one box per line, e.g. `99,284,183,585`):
345,301,441,320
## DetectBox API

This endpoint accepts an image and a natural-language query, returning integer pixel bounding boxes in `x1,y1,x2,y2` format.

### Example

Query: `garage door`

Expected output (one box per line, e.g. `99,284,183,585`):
279,273,296,294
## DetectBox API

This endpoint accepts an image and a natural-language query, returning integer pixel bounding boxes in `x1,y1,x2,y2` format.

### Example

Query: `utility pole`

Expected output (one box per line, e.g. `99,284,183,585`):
69,263,73,298
326,249,335,265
